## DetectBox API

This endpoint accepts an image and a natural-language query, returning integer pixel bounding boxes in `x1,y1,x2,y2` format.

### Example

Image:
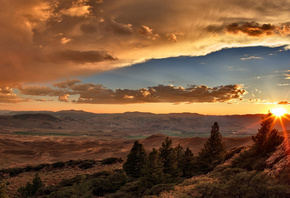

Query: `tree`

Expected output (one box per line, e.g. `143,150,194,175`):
232,113,284,171
141,148,164,187
18,173,43,197
252,112,284,156
181,147,195,178
195,122,226,173
159,137,181,177
175,144,185,174
123,141,147,178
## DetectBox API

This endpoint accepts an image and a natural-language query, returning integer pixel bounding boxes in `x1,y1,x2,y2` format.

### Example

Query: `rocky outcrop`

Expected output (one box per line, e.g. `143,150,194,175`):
265,133,290,177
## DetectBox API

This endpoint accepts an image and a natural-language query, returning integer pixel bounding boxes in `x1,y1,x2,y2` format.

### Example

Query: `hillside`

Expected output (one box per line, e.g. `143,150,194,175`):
0,134,253,169
1,111,288,138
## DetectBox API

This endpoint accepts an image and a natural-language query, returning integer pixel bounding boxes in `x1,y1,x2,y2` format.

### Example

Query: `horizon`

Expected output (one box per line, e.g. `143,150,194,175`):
0,108,285,116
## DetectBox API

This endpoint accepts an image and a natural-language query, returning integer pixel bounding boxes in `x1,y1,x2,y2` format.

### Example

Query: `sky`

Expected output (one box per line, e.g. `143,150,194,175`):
0,0,289,115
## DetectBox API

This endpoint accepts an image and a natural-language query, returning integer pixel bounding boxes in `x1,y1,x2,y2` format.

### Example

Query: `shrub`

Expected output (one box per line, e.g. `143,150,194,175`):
52,161,66,168
101,157,123,165
79,161,94,169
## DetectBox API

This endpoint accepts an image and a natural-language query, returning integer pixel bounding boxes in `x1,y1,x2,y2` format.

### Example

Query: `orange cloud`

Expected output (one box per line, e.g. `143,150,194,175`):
226,22,277,37
278,101,290,105
0,87,27,103
1,0,290,86
17,80,246,104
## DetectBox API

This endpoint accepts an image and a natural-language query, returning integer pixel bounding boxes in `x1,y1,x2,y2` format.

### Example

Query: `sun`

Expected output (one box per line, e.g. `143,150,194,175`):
271,107,287,117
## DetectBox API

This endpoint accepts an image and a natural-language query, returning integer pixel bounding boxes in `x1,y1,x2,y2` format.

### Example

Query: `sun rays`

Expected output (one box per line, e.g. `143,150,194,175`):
272,107,287,117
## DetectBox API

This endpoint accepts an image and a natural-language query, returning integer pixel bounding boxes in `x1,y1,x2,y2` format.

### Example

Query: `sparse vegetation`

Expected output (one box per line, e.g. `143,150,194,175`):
2,118,288,197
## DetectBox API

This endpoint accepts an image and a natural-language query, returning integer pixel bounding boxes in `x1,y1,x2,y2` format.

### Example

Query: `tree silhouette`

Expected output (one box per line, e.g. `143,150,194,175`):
159,137,181,177
17,173,43,197
181,147,195,178
141,148,164,187
195,122,226,173
123,141,147,178
252,112,284,156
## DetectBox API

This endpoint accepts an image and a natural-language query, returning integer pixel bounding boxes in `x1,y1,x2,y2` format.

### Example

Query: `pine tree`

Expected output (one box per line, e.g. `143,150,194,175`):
195,122,226,173
17,173,43,197
159,137,181,177
175,144,185,174
252,112,284,156
141,148,164,187
182,147,195,178
31,173,43,195
123,141,147,178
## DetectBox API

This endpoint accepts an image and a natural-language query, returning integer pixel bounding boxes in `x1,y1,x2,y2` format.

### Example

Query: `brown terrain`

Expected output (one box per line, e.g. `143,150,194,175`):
0,111,288,197
0,110,288,168
0,134,253,197
0,133,253,169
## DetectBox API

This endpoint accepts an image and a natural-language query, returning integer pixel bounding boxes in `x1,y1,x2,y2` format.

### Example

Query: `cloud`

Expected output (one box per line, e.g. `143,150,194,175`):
57,50,117,63
284,74,290,79
277,83,290,86
35,98,47,102
18,86,65,96
2,0,290,86
0,87,27,103
80,18,134,35
61,0,92,17
17,80,246,104
226,22,277,37
53,79,82,88
138,26,159,40
277,101,289,105
240,56,263,60
58,94,70,102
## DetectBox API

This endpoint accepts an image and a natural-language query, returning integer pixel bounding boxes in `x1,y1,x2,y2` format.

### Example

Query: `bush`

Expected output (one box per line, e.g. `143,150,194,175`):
145,183,175,196
79,161,94,169
101,157,123,165
52,161,66,168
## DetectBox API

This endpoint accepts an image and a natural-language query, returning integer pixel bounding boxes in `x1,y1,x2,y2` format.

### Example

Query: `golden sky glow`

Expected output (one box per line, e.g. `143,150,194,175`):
0,0,289,114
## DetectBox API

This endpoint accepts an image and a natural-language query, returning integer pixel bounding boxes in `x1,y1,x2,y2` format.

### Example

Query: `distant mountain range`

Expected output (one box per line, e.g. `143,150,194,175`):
0,110,288,137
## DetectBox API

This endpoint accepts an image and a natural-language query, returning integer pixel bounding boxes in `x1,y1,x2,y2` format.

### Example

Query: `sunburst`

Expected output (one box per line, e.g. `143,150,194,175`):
271,107,287,117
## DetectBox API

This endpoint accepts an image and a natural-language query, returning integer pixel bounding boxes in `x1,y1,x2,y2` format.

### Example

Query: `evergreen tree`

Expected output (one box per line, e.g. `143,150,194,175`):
17,173,43,197
233,113,284,171
195,122,226,173
123,141,147,178
141,148,164,187
252,112,284,156
175,144,185,174
159,137,181,177
181,147,195,178
31,173,43,195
